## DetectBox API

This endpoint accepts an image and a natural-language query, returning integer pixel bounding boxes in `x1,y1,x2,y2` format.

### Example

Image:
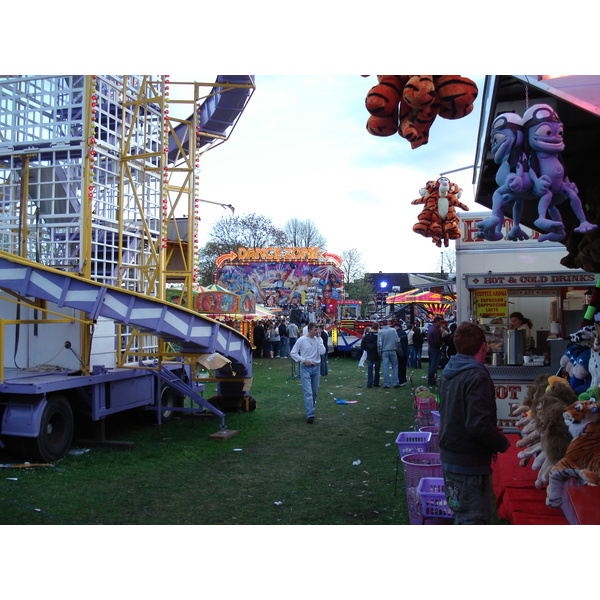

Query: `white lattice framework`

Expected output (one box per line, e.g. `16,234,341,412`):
0,76,176,364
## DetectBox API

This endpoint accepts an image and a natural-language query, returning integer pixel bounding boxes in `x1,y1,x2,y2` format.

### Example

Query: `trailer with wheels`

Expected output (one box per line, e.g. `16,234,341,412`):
0,75,255,461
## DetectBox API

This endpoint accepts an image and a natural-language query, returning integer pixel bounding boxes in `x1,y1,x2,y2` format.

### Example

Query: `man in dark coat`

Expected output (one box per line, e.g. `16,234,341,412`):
361,322,381,388
427,316,444,387
279,320,289,358
253,321,265,358
438,321,510,524
394,321,408,386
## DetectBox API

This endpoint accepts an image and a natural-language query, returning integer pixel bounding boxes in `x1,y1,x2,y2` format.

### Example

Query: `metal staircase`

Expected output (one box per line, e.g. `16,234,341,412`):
152,365,226,429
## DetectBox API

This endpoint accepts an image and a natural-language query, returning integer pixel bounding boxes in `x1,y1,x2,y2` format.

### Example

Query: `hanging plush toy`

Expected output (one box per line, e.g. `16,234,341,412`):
560,343,592,395
569,275,600,345
476,112,533,241
399,76,440,149
411,177,470,247
477,104,598,243
573,276,600,389
523,104,598,242
364,75,478,149
365,76,408,137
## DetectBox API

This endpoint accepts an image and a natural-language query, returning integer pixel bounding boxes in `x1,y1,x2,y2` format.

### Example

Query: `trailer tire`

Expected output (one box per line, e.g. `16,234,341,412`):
159,386,180,423
25,394,74,462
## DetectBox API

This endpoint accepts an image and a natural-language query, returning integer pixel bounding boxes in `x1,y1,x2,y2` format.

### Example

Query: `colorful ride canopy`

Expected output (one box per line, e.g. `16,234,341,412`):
386,289,452,304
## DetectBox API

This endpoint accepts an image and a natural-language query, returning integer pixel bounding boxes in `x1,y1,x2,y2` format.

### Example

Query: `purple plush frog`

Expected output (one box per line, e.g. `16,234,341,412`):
523,104,597,242
477,112,533,241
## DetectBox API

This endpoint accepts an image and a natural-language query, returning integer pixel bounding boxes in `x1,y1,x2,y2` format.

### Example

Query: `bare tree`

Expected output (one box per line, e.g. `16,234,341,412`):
340,247,365,284
283,218,327,250
197,213,287,285
211,213,288,248
438,248,456,276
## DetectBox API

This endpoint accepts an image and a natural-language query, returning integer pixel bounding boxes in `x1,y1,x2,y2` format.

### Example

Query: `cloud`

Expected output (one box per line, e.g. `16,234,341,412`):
197,75,486,274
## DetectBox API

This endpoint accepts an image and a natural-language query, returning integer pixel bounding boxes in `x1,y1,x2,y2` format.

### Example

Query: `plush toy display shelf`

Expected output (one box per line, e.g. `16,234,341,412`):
491,433,600,524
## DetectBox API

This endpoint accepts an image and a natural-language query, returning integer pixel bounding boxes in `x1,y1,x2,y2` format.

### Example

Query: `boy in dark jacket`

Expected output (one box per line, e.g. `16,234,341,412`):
361,322,380,388
438,321,510,524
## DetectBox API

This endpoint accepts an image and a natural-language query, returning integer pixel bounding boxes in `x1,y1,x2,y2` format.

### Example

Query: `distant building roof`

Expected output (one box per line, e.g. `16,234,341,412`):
368,272,450,293
368,272,411,293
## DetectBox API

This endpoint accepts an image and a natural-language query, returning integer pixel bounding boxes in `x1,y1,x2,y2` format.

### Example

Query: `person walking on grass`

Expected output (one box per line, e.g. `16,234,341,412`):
427,316,445,386
438,321,510,525
412,324,424,369
266,321,281,358
393,321,408,386
279,319,289,358
377,319,400,388
361,322,380,388
319,324,329,376
290,322,326,424
357,326,370,368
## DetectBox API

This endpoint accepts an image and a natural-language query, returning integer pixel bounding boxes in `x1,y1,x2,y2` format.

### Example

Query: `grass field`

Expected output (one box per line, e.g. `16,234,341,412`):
1,354,439,525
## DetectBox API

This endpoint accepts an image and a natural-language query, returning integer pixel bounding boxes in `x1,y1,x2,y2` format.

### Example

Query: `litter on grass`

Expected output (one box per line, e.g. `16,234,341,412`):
67,448,90,456
0,463,54,468
335,397,358,405
352,460,361,466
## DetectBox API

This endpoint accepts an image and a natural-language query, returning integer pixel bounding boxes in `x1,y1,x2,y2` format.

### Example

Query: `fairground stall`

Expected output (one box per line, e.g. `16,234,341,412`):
386,288,455,325
466,75,600,524
456,212,595,428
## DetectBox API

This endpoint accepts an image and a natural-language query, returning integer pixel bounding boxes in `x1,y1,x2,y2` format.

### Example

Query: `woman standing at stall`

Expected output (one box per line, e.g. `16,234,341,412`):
510,312,534,351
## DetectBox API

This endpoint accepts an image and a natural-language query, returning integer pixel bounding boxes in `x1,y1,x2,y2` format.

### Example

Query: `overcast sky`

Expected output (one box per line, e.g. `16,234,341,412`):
194,74,486,275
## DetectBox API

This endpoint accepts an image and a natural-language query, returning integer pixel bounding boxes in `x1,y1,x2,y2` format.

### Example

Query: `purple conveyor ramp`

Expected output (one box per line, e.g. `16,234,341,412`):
0,251,252,378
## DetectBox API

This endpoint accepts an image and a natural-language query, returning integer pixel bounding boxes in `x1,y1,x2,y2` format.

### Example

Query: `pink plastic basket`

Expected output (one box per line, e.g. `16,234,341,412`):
415,396,437,416
395,431,432,458
414,397,438,428
400,453,442,524
419,426,439,453
417,477,454,519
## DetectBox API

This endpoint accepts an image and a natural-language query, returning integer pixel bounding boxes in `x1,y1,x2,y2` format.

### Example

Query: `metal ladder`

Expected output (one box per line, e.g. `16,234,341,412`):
153,365,227,432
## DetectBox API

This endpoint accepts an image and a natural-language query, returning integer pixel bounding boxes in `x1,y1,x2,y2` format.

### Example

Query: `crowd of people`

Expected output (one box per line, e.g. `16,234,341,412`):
358,316,456,389
252,314,331,424
252,316,330,360
251,312,459,424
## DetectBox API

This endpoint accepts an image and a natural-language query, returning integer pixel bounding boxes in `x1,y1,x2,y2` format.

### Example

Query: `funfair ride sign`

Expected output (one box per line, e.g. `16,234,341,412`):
216,247,341,268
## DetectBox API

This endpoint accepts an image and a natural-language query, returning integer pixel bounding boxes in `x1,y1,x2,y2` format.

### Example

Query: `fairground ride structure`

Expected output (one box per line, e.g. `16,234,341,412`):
0,75,255,461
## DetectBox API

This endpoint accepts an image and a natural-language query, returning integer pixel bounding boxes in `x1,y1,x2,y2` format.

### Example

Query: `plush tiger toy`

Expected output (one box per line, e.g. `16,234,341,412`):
365,76,407,138
411,177,470,247
398,97,440,149
435,75,479,120
364,75,478,149
545,398,600,508
365,76,409,118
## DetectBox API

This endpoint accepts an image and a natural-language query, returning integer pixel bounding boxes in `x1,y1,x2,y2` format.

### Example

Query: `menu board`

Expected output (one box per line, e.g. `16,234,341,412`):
476,288,508,318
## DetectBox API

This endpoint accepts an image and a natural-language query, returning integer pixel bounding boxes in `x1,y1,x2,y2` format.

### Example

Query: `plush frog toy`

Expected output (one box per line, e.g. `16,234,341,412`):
523,104,597,242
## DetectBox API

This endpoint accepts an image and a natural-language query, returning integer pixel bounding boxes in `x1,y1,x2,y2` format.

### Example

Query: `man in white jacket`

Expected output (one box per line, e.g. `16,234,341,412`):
290,322,326,423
